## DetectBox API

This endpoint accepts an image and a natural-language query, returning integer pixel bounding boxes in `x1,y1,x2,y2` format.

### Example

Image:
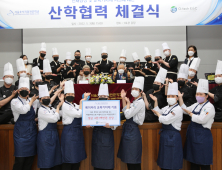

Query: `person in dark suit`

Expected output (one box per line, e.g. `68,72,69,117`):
112,64,130,83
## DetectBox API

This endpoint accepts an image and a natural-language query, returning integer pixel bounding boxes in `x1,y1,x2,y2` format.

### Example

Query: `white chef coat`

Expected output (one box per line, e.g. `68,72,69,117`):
11,97,33,122
181,101,215,129
38,105,60,131
62,101,82,125
154,103,183,131
122,97,145,125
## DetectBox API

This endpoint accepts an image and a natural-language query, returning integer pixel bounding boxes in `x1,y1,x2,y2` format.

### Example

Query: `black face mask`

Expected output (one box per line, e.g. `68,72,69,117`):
178,80,185,86
75,56,80,60
66,96,75,102
45,75,52,80
134,62,139,66
20,90,29,97
146,57,151,62
153,84,160,91
84,71,90,75
155,58,159,61
99,98,107,100
42,99,50,106
40,53,46,58
54,57,59,61
35,81,44,87
102,55,107,59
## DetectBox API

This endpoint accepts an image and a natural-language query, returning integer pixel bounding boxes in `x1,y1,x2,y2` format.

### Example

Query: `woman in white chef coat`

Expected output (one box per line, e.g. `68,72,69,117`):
37,84,63,170
117,77,145,170
151,82,183,170
61,80,90,170
178,79,215,170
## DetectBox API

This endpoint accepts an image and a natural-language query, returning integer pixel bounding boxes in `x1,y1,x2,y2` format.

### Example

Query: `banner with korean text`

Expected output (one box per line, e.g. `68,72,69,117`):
0,0,222,29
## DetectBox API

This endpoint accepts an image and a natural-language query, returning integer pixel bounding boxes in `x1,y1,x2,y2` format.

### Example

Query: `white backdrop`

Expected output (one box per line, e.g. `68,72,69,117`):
23,26,186,63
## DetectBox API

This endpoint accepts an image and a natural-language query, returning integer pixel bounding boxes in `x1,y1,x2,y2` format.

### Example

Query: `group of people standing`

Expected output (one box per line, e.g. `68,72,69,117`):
0,41,222,170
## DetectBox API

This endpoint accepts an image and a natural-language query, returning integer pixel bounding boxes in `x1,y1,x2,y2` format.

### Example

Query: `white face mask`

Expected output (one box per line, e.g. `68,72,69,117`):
167,98,177,106
23,60,28,65
20,73,27,77
131,90,140,98
85,57,91,62
4,78,13,85
67,60,71,65
120,58,126,62
188,51,194,57
215,77,222,84
164,50,170,57
188,71,196,77
118,69,124,74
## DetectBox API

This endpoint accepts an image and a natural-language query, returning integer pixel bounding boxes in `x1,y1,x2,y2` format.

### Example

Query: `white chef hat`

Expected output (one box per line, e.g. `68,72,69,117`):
66,52,72,60
43,59,52,73
120,49,127,58
64,80,75,94
178,64,189,79
215,60,222,75
144,47,151,56
167,82,178,95
154,67,167,84
85,48,91,56
101,46,108,54
162,42,170,51
40,42,46,52
98,84,109,96
39,84,49,98
16,58,26,73
32,66,42,82
18,77,30,90
190,58,201,71
155,49,161,56
132,52,139,61
52,47,58,55
132,76,144,90
3,62,14,76
197,79,209,93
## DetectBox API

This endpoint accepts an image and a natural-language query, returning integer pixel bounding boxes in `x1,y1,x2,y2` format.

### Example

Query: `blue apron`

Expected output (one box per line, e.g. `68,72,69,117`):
92,126,114,169
184,101,213,165
61,102,87,163
117,117,142,164
157,104,183,169
37,106,62,168
13,97,37,157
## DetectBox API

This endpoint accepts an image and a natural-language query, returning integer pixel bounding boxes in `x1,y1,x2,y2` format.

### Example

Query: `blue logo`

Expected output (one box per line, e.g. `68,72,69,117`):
171,6,177,13
7,10,14,16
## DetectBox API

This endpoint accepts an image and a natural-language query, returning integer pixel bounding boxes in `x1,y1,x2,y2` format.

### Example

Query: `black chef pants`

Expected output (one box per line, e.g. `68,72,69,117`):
62,162,80,170
13,156,35,170
127,163,141,170
40,164,61,170
191,162,211,170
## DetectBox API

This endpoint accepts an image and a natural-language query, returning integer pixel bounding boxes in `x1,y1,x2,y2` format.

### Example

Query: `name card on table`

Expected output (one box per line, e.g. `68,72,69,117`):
82,100,120,126
79,81,89,84
117,80,126,84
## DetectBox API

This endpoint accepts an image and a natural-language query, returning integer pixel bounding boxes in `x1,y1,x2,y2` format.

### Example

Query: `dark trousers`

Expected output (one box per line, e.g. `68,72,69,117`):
13,156,35,170
62,162,80,170
94,168,113,170
40,165,61,170
191,163,211,170
127,163,141,170
0,110,13,124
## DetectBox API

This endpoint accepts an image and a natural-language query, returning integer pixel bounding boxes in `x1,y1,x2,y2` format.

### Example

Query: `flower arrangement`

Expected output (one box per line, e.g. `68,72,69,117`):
90,74,114,84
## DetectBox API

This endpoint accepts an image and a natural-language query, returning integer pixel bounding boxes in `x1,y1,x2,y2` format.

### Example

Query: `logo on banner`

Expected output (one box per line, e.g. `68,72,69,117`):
170,6,177,13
